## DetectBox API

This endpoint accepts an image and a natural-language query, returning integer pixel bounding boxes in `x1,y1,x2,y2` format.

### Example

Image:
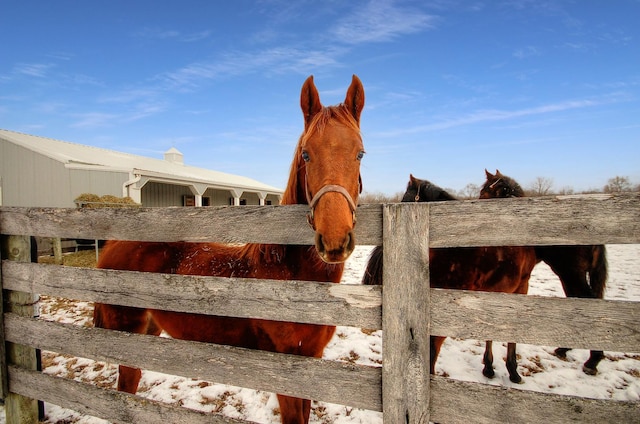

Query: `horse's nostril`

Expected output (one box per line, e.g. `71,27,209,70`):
345,231,356,253
315,233,325,254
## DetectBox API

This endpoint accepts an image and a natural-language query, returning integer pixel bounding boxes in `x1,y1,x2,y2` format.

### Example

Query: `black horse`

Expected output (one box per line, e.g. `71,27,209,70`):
364,174,537,383
480,169,607,375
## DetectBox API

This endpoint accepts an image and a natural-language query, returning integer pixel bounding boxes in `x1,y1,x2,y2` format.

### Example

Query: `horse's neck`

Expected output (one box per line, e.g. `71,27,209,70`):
290,245,344,282
265,172,344,283
245,244,344,283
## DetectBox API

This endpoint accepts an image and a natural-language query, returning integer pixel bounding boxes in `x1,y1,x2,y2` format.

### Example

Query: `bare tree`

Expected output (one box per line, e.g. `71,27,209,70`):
603,176,633,193
359,191,403,204
557,186,574,195
528,176,554,196
459,183,480,199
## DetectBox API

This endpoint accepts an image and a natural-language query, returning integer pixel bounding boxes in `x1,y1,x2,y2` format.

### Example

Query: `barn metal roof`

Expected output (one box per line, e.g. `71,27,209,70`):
0,129,284,194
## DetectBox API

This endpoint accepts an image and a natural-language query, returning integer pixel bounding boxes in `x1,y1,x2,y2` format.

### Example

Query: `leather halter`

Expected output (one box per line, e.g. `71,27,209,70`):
306,180,358,230
414,181,426,202
487,178,517,198
489,177,502,189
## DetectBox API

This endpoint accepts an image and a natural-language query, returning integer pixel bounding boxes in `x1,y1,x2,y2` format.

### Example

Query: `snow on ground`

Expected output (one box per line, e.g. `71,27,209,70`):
1,244,638,423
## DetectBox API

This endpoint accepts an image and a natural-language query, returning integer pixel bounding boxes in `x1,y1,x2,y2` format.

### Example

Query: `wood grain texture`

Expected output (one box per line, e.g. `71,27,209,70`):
382,203,431,423
1,194,639,423
2,261,382,328
8,365,246,424
430,289,640,351
0,204,382,246
1,192,638,246
3,261,636,351
429,375,639,423
0,235,40,423
4,314,382,412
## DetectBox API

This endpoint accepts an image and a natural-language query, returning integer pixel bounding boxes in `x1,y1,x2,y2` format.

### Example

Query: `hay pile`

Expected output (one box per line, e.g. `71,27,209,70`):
74,193,140,208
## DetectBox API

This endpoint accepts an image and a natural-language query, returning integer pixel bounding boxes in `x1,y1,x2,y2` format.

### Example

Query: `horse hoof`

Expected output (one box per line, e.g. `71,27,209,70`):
554,347,569,359
482,368,495,379
509,374,523,384
582,365,598,376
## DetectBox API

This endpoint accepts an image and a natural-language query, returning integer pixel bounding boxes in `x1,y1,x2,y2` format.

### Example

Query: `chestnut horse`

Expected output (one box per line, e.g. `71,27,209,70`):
363,175,537,383
94,75,366,424
480,169,608,375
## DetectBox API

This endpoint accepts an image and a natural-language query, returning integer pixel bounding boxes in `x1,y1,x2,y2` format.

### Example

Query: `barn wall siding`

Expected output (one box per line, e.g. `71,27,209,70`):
1,133,282,208
141,182,192,207
1,141,71,207
205,188,234,206
69,169,129,203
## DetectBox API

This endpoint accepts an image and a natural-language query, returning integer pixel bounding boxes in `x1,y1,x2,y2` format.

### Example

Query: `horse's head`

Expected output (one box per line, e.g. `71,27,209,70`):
480,169,525,199
287,75,365,263
402,174,457,203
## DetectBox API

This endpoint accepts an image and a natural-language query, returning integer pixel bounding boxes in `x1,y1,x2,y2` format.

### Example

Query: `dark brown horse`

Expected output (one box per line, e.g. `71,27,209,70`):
363,174,537,383
94,75,366,424
480,169,608,375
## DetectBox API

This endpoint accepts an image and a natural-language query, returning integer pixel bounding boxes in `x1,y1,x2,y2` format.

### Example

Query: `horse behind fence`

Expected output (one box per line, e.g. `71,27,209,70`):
94,74,366,424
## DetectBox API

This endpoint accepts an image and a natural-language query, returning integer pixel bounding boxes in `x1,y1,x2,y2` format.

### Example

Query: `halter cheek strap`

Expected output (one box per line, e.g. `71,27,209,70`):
489,178,502,189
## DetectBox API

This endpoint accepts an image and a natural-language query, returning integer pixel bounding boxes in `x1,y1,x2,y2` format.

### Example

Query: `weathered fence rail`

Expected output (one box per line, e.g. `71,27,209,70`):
1,193,639,423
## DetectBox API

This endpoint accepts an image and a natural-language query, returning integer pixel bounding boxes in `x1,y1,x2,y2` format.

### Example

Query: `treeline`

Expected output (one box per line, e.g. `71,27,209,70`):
360,175,639,204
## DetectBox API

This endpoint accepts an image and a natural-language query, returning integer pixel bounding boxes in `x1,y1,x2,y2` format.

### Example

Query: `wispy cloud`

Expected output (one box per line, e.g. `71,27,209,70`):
136,27,212,42
513,46,541,59
158,46,344,90
123,102,168,122
330,0,436,44
85,0,435,98
14,63,55,78
70,100,168,128
70,112,119,128
375,98,604,137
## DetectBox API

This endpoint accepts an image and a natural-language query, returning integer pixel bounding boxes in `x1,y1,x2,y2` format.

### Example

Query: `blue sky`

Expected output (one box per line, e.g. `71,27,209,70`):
2,0,638,195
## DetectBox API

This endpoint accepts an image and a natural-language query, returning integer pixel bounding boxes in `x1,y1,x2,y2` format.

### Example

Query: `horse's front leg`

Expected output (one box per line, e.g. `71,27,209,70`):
277,394,311,424
482,340,495,379
583,350,605,375
505,342,522,383
93,304,161,393
430,336,446,374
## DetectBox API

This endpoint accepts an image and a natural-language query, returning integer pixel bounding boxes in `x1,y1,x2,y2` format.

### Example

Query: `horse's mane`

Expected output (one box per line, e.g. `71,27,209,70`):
281,104,361,206
402,176,458,202
363,175,455,285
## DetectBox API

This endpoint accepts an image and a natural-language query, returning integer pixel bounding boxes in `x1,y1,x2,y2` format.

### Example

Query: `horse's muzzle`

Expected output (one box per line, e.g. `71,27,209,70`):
315,230,355,263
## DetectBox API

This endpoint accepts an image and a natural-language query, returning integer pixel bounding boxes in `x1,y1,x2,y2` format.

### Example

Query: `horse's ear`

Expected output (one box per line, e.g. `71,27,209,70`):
495,169,503,177
409,174,417,184
344,74,365,124
301,75,323,129
485,169,494,179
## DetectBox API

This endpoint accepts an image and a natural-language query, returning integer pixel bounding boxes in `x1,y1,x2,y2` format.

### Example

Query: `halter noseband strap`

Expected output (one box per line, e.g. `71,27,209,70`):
306,183,358,230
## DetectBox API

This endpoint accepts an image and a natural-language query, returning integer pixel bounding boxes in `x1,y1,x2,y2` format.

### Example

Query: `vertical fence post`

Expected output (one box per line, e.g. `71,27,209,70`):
382,203,431,423
52,237,63,265
0,235,40,423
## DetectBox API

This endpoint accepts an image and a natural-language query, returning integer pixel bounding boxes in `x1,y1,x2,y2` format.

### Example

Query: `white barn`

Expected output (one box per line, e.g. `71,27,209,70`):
0,129,283,208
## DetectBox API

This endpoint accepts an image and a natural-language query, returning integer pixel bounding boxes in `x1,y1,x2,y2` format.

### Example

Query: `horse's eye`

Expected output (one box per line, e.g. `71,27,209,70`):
357,150,365,161
301,151,310,162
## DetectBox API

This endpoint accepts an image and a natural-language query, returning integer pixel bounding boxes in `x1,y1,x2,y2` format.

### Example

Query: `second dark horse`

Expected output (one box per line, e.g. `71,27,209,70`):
363,174,537,383
480,169,608,375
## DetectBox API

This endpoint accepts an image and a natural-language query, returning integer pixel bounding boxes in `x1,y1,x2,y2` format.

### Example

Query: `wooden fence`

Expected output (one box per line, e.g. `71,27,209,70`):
1,193,639,423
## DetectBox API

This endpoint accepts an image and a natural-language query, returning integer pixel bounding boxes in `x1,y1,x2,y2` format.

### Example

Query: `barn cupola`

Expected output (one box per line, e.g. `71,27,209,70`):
164,147,184,165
